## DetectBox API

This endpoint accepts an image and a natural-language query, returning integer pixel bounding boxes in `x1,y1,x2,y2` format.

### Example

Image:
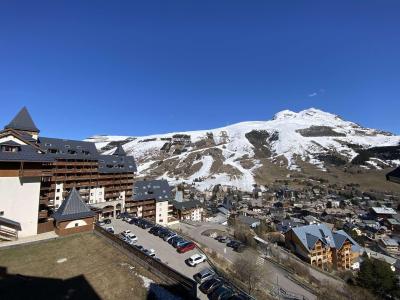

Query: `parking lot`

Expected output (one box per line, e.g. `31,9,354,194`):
107,218,211,299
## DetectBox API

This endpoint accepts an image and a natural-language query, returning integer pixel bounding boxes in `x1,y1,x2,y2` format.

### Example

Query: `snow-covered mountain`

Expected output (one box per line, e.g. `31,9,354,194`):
87,108,400,191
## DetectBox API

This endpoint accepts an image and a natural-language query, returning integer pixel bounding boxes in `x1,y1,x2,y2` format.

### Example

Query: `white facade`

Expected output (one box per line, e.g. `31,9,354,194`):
156,200,169,225
0,176,41,237
54,183,64,208
89,186,105,204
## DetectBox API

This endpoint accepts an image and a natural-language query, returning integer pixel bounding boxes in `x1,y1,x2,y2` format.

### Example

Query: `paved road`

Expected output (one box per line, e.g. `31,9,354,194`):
111,219,210,300
174,222,318,300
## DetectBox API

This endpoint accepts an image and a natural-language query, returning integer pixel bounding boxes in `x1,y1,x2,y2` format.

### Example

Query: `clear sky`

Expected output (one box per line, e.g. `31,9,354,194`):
1,1,399,139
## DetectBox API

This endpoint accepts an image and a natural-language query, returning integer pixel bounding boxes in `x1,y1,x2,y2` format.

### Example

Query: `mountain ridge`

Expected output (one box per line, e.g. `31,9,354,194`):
87,108,400,191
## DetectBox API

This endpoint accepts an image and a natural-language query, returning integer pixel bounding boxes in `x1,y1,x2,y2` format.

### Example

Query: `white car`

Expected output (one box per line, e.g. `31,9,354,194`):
187,254,207,267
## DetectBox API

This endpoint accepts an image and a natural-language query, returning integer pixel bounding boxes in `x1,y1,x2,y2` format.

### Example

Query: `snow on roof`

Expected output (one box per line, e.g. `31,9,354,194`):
371,206,397,215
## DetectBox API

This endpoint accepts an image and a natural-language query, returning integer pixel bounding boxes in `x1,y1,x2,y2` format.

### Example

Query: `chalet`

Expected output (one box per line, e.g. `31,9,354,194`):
370,206,398,220
378,238,399,256
131,180,172,225
171,199,203,222
285,223,360,271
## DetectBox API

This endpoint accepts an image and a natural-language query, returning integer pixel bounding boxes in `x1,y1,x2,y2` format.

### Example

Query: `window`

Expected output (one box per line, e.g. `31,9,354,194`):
56,189,60,193
1,145,20,152
75,223,79,227
56,196,60,200
0,211,4,216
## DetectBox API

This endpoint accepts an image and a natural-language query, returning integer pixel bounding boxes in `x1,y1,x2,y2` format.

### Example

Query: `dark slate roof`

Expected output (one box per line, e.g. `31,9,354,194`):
237,215,260,226
387,167,400,183
52,188,95,222
289,224,360,252
98,154,137,173
38,137,99,160
0,144,53,162
0,216,21,231
171,199,202,211
113,144,126,156
4,107,40,132
133,180,172,202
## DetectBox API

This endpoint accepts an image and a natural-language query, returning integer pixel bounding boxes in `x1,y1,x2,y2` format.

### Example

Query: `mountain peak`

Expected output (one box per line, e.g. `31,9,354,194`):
273,109,297,120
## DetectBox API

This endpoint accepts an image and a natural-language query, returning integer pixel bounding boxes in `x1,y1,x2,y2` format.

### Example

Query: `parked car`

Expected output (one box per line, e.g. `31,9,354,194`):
158,229,171,239
231,243,245,253
217,236,229,243
194,268,215,284
122,230,138,242
134,245,144,251
129,218,139,225
174,239,189,248
149,226,161,235
143,249,156,257
163,232,177,242
187,253,206,266
96,220,105,226
210,285,235,300
105,226,114,234
199,277,224,294
104,219,112,224
169,236,183,245
226,240,240,248
140,220,153,229
177,242,196,253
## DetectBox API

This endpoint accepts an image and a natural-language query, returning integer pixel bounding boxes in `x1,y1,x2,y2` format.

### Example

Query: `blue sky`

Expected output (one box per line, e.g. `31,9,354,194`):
1,1,399,139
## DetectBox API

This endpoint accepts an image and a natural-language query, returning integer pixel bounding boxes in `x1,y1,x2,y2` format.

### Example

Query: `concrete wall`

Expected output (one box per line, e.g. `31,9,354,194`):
0,176,41,237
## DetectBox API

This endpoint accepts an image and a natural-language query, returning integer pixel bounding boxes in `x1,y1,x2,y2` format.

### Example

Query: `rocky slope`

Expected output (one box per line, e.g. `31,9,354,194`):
87,108,400,191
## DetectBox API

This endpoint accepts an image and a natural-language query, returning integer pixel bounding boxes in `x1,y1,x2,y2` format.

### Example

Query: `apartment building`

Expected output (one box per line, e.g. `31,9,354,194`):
170,199,203,222
0,107,136,238
129,180,173,226
285,223,360,271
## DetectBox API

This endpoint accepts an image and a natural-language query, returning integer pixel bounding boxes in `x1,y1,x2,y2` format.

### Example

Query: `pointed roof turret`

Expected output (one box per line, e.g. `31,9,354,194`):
4,107,40,132
113,144,126,156
52,188,95,222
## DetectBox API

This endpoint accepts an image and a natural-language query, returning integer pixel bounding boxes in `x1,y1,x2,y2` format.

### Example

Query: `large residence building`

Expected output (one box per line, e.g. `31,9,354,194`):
130,180,173,226
0,107,137,239
285,223,360,271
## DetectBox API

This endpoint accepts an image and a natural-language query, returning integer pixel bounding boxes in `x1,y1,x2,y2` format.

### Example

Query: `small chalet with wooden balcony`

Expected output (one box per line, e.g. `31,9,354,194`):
0,107,137,239
285,223,360,271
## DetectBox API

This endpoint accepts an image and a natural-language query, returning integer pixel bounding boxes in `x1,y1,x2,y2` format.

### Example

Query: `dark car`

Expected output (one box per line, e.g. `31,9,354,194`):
149,226,160,234
173,238,188,248
169,236,183,245
210,285,236,300
199,277,224,294
232,243,245,253
129,217,140,225
104,219,112,224
227,240,240,248
139,220,153,229
158,229,170,238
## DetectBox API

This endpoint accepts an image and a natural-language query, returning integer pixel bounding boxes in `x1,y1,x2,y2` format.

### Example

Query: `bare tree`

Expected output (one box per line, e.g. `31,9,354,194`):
232,255,264,295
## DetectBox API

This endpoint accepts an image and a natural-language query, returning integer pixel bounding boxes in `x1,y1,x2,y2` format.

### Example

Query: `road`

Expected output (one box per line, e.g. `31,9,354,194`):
111,219,210,300
174,222,318,300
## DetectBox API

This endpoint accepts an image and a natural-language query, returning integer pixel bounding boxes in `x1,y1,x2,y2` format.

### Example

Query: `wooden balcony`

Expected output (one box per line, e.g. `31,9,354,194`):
38,210,48,219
